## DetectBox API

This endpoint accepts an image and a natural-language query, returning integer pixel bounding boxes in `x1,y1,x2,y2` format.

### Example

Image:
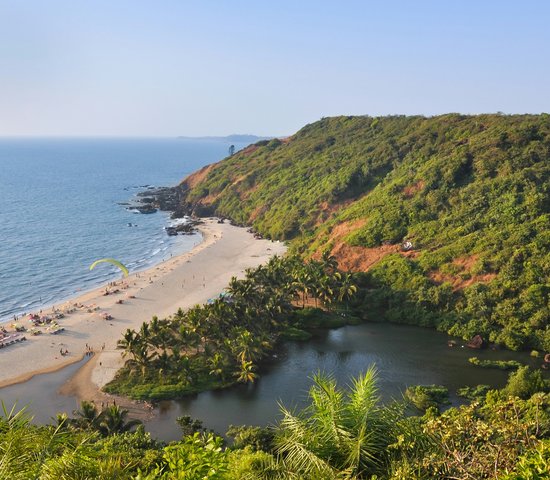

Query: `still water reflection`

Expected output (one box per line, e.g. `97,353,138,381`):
0,323,544,442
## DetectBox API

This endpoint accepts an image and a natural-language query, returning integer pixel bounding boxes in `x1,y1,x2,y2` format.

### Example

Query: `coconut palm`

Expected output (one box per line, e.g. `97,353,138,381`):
208,352,228,381
73,400,101,430
274,367,402,479
320,250,338,274
236,359,257,383
0,403,80,478
98,405,142,436
117,328,141,360
338,273,358,306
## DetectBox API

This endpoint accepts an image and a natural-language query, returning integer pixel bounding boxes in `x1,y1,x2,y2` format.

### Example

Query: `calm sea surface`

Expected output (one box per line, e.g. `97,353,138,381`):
0,138,243,322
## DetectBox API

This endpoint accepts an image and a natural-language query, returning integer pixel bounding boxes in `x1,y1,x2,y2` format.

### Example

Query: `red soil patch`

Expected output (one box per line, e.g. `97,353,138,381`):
314,200,354,226
453,254,478,270
328,219,367,241
428,271,497,291
248,204,267,222
400,250,420,259
429,255,496,291
241,145,259,156
315,218,421,272
402,180,425,198
332,243,400,272
200,193,220,204
279,136,292,144
316,219,401,272
181,163,216,189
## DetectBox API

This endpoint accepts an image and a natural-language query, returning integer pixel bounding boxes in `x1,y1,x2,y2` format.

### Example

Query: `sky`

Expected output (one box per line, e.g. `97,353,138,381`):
1,0,549,136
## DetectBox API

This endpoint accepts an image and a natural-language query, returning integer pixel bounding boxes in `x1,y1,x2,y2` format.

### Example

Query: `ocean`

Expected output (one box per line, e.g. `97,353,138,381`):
0,138,243,322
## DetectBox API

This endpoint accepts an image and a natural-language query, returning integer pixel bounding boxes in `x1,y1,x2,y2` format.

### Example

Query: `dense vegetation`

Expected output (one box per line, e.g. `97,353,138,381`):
106,254,358,399
175,114,550,351
3,368,549,479
9,114,548,478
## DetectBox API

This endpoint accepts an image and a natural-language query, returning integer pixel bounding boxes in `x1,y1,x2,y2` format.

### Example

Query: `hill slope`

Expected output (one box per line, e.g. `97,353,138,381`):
174,114,550,351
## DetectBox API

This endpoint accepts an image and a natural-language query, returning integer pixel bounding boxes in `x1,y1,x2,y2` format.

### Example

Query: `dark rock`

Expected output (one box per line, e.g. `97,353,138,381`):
129,205,157,214
466,335,486,349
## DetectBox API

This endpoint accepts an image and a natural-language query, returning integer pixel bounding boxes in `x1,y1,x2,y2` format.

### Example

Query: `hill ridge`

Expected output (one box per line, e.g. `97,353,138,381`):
173,114,550,351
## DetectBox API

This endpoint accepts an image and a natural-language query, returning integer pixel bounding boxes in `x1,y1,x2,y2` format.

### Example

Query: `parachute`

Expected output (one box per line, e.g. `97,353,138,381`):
89,258,129,277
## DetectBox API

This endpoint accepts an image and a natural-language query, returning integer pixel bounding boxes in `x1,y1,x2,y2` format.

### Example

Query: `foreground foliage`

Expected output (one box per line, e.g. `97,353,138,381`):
1,367,549,479
404,385,449,411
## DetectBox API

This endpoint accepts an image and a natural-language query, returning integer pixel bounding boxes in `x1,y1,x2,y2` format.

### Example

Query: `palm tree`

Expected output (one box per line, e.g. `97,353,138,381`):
134,344,154,377
0,403,85,478
179,325,200,354
117,329,140,360
53,413,70,431
274,367,402,478
98,405,142,436
321,250,338,274
236,359,257,383
207,352,229,381
173,354,193,385
316,276,335,310
73,401,101,430
157,350,171,373
338,273,357,308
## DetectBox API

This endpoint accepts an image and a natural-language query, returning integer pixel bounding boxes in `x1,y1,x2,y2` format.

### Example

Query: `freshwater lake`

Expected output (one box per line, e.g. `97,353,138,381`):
0,322,543,442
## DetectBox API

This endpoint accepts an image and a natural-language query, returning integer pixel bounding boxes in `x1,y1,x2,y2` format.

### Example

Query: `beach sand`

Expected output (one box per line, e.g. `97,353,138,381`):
0,219,286,401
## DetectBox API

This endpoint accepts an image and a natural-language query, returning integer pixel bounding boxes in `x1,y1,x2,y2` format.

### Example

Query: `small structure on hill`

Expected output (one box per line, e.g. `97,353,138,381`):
401,241,414,251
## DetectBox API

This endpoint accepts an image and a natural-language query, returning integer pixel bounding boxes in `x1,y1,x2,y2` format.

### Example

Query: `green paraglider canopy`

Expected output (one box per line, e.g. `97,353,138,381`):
89,258,129,277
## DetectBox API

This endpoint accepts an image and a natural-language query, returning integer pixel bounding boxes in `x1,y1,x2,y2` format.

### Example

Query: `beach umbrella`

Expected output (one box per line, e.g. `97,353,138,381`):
89,258,129,277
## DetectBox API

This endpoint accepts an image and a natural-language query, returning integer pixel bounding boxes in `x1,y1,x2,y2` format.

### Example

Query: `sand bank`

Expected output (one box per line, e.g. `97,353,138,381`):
0,219,286,396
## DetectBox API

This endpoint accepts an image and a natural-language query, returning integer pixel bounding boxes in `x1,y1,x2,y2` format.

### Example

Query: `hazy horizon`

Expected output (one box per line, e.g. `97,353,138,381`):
1,1,549,136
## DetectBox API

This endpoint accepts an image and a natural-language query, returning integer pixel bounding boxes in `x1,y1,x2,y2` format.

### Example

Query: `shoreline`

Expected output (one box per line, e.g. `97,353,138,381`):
0,219,287,395
0,222,201,326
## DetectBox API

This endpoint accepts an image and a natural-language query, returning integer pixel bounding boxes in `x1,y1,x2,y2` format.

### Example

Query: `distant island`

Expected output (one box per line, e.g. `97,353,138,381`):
177,134,273,143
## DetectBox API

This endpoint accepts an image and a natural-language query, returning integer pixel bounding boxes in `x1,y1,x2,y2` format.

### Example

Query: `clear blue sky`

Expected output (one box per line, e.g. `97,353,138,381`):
1,0,549,136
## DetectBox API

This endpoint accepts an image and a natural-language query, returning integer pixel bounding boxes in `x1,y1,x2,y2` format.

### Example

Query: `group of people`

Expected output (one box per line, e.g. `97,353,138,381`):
85,342,106,356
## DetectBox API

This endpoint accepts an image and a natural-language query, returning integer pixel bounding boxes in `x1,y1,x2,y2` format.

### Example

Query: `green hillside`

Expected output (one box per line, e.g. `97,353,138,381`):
175,114,550,351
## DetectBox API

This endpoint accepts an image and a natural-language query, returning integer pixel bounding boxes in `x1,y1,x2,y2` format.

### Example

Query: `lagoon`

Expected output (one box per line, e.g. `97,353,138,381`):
0,322,543,442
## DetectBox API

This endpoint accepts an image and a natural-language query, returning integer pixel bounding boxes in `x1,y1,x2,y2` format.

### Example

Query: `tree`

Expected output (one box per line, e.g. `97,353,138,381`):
73,401,101,430
208,352,228,381
137,433,228,480
338,273,358,305
274,367,402,478
503,366,549,399
236,360,257,384
118,329,141,361
99,405,142,436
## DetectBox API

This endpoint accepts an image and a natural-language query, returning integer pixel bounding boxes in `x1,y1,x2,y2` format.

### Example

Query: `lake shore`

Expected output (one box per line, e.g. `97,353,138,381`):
0,219,287,401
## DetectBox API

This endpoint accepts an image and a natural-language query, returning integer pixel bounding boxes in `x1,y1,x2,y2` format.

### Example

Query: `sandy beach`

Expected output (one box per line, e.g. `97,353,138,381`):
0,219,286,398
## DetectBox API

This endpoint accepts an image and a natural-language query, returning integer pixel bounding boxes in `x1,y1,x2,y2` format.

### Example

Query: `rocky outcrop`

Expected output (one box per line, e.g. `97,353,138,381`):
466,335,486,349
136,187,182,212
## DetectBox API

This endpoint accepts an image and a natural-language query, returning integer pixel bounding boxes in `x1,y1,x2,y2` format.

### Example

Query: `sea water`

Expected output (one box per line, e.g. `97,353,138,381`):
0,137,243,322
